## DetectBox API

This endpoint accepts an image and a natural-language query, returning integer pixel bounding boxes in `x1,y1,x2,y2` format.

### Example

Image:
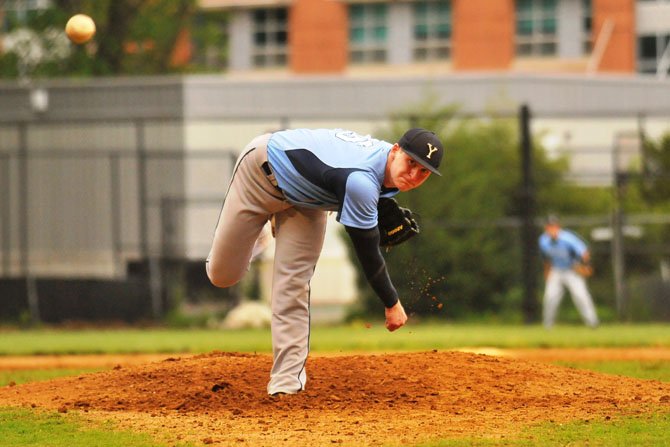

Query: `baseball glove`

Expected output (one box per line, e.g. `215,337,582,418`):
574,262,594,278
377,197,420,248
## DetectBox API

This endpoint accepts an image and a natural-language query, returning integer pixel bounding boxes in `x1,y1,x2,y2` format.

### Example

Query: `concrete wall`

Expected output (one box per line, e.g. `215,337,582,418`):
0,78,186,277
181,74,670,119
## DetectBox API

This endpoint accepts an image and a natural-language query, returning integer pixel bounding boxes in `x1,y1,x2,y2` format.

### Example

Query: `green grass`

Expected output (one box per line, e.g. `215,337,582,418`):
1,323,669,355
556,360,670,382
417,413,670,446
528,413,670,447
0,369,101,387
0,407,193,447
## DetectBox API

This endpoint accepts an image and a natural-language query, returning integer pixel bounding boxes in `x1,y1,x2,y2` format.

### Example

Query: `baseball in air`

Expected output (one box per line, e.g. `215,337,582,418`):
65,14,96,44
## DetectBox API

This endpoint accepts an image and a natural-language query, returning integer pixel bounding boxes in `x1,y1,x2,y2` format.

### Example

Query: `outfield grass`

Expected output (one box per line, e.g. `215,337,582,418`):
0,408,194,447
556,360,670,382
419,413,670,446
1,323,669,355
0,369,102,387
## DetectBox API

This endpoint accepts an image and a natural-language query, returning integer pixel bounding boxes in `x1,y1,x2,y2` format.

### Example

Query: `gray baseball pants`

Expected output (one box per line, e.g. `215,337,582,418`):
206,133,327,395
543,268,599,328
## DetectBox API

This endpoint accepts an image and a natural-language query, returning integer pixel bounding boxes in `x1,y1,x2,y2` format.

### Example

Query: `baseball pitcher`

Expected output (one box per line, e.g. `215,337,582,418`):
539,215,599,329
206,128,443,395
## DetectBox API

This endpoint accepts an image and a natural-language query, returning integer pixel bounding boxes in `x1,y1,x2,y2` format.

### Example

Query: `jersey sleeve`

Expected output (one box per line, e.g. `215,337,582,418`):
337,171,379,229
344,225,398,308
565,231,588,257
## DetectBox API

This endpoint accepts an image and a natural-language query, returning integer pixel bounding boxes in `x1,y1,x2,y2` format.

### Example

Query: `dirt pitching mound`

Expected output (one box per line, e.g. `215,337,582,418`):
1,350,670,446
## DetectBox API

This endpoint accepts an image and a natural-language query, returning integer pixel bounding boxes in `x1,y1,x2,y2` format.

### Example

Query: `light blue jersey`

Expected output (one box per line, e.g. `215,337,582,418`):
267,128,398,229
538,229,588,270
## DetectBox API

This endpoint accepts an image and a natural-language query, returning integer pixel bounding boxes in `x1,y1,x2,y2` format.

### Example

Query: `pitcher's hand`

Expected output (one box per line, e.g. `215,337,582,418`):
385,301,407,332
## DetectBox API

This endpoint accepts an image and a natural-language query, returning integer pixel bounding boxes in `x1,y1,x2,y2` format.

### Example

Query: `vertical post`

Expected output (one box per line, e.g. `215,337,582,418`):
136,120,161,319
519,104,539,323
136,119,149,260
159,197,176,312
160,197,177,259
148,255,163,319
19,122,40,323
1,153,10,276
611,139,627,319
109,153,122,275
637,113,647,178
18,124,28,276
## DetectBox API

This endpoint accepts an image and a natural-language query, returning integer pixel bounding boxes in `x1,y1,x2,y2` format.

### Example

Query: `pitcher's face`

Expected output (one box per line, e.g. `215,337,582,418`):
384,145,431,192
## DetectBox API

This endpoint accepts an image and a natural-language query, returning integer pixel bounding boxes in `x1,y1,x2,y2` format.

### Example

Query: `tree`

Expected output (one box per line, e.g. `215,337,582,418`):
640,132,670,204
631,131,670,274
0,0,201,78
0,7,73,78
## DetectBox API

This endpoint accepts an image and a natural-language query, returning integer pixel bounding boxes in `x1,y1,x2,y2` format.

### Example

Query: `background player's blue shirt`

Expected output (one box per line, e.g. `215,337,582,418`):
538,229,588,270
267,128,398,229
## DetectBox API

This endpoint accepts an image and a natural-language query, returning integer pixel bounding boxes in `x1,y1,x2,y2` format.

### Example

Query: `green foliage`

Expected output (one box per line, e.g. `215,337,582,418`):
347,103,611,319
640,132,670,203
119,0,198,75
0,0,211,79
618,130,670,319
189,10,230,72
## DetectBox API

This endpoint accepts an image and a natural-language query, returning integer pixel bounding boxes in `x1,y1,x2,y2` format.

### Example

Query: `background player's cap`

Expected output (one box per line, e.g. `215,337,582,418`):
546,214,561,225
398,128,444,176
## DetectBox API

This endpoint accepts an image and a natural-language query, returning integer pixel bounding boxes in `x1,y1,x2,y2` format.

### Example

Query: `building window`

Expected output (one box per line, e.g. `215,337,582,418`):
412,1,452,61
515,0,558,57
582,0,592,54
251,8,288,68
349,3,388,64
637,33,670,74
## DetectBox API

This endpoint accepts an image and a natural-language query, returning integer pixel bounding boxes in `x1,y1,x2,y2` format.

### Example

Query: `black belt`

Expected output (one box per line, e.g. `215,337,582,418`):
261,161,280,190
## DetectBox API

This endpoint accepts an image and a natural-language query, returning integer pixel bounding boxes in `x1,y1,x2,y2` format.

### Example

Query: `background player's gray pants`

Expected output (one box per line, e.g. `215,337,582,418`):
206,133,327,394
543,268,599,328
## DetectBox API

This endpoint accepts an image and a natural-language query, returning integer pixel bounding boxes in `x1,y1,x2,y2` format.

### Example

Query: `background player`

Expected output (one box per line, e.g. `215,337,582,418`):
206,128,443,395
539,215,599,329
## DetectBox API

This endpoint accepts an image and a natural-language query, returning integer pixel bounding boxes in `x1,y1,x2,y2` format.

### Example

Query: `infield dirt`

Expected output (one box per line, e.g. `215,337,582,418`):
1,350,670,446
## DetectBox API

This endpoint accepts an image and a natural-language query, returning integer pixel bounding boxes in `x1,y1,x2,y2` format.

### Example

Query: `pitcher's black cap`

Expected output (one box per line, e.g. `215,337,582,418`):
398,128,444,176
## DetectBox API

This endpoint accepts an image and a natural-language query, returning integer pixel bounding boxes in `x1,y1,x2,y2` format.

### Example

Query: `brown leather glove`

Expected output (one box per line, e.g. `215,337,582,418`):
574,262,593,277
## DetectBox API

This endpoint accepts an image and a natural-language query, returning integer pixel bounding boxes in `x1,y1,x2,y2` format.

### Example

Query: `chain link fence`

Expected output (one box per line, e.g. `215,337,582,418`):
0,109,669,323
